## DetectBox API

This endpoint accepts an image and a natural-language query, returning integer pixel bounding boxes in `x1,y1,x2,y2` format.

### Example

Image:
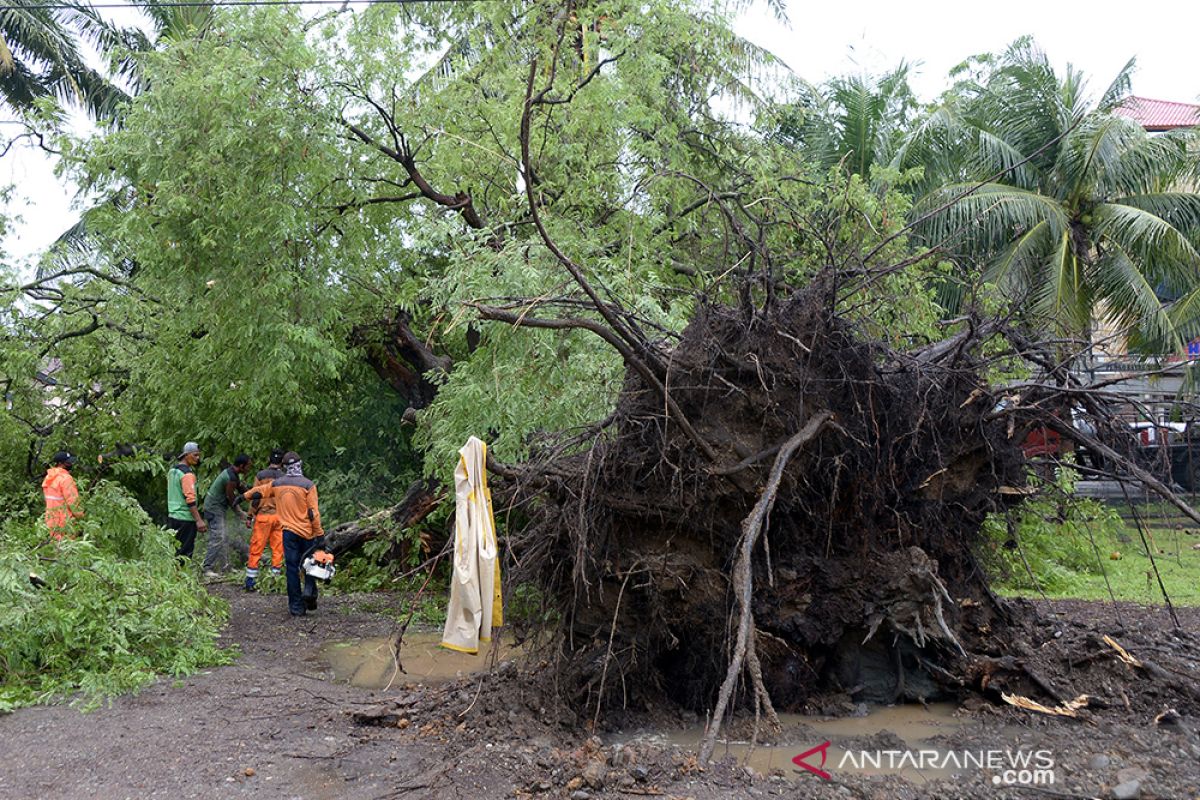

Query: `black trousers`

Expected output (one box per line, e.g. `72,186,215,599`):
166,517,198,560
283,530,325,616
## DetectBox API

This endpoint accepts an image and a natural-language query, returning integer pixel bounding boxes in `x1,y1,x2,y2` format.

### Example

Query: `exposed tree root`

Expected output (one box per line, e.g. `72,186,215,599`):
700,411,832,762
480,281,1200,744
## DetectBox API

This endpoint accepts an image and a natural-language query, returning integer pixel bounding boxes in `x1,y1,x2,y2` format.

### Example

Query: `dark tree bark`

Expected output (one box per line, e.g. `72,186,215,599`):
353,312,452,412
325,477,444,558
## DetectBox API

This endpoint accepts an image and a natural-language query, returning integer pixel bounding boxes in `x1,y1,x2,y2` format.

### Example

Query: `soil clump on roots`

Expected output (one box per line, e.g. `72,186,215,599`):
496,284,1200,730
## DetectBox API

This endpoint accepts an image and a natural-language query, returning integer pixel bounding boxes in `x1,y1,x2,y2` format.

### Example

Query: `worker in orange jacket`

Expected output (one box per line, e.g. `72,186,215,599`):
42,451,83,538
244,449,286,592
243,452,325,616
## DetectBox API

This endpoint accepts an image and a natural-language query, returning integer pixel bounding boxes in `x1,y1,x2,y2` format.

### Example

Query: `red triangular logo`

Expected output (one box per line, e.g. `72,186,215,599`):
792,740,832,780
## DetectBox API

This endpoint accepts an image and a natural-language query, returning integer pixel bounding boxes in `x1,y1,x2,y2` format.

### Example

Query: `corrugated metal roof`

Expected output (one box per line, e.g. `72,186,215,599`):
1115,96,1200,131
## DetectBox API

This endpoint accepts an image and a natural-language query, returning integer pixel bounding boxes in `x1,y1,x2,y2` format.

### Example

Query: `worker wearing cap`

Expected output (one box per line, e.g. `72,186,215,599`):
243,449,286,592
166,442,208,560
243,451,325,616
42,451,83,538
201,453,253,578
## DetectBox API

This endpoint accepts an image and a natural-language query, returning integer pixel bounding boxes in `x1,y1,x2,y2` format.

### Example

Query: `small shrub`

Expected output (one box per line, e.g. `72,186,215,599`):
0,481,234,710
982,464,1124,594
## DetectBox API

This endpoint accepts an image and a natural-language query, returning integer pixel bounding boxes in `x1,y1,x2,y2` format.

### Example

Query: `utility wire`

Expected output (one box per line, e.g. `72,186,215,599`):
0,0,474,10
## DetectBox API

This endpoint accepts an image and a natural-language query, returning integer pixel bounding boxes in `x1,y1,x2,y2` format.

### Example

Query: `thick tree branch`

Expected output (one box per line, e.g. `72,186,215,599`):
343,119,487,231
473,302,717,462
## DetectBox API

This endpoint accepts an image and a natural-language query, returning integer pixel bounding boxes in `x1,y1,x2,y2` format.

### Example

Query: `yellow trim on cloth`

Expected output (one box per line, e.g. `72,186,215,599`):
440,436,504,654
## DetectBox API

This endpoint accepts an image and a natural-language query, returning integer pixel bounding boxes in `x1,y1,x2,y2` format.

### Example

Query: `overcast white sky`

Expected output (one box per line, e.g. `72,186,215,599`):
4,0,1199,267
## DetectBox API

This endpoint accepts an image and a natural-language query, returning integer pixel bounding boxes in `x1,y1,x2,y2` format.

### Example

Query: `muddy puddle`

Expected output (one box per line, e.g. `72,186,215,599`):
617,703,969,783
322,632,520,689
325,635,970,784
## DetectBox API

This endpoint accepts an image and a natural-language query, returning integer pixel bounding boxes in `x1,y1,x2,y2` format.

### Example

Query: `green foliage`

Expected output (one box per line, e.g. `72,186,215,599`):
333,511,443,594
6,12,1196,614
0,481,233,711
75,9,347,451
903,38,1200,349
2,1,811,496
982,466,1125,594
772,62,919,179
416,325,626,479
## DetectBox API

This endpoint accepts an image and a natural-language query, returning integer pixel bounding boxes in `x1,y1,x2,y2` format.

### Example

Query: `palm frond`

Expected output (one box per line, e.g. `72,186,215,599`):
1093,127,1194,197
1094,201,1200,281
983,217,1053,289
1092,241,1176,350
1097,56,1135,113
968,127,1037,188
0,3,130,117
1111,193,1200,241
1058,113,1143,200
890,103,962,185
915,183,1068,256
1166,284,1200,345
1036,226,1091,332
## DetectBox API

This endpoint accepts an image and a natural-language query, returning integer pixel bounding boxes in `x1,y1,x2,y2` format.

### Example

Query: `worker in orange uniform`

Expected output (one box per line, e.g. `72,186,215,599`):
243,452,324,616
243,449,286,592
42,451,83,538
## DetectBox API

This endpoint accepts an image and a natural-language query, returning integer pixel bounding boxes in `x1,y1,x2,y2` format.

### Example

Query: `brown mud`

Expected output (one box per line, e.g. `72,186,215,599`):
1,587,1198,800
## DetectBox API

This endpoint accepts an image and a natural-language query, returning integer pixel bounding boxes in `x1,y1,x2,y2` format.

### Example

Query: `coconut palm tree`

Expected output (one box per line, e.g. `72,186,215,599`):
1,1,214,119
0,2,126,118
773,62,918,178
907,39,1200,352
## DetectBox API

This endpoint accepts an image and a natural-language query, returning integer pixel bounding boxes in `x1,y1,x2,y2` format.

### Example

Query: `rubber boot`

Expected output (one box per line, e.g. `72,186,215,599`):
244,576,256,592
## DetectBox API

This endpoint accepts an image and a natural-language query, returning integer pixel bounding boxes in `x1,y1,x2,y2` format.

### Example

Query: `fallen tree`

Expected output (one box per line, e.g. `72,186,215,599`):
443,51,1200,751
495,283,1026,720
483,280,1200,753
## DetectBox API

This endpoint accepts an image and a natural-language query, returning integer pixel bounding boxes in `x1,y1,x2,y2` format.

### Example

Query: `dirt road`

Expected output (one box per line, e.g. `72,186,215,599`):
1,587,1198,799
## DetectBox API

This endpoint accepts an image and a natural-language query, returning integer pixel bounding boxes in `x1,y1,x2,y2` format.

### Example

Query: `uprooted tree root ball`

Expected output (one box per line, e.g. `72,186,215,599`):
490,284,1200,733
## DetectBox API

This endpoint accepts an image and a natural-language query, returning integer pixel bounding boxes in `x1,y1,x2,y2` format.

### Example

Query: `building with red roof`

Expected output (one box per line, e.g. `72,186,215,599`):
1114,96,1200,132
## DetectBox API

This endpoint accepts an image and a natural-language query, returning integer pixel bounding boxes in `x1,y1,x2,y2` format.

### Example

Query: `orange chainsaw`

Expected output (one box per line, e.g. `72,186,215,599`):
301,549,336,583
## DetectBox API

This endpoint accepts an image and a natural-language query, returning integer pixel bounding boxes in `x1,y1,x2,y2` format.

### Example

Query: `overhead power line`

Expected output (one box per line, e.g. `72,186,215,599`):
0,0,474,11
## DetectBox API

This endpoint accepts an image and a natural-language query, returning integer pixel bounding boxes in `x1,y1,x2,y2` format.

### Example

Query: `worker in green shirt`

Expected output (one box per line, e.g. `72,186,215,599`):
166,442,207,561
201,453,253,578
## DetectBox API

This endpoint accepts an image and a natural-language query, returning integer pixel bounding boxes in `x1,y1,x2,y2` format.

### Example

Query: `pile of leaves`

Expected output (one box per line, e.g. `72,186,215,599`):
0,481,233,710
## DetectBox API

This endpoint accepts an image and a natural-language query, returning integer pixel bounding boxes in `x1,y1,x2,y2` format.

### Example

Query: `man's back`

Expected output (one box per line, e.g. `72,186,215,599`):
167,462,198,521
42,467,79,532
251,467,283,514
247,475,323,539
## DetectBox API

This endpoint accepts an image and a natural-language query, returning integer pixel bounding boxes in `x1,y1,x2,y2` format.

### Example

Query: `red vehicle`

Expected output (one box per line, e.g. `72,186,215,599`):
1021,426,1061,459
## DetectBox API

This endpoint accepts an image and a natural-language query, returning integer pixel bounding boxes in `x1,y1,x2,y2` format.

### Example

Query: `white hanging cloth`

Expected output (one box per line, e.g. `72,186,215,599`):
441,436,503,654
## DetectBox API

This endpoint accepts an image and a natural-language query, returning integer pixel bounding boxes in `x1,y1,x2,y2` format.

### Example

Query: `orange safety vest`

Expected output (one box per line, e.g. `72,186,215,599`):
42,467,81,537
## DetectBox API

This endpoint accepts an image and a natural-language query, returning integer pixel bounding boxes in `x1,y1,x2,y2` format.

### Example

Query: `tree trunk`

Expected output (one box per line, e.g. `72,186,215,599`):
353,312,452,413
325,477,443,558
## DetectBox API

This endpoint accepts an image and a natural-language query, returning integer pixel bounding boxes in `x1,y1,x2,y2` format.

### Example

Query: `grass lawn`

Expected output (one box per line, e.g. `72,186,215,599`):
1005,521,1200,607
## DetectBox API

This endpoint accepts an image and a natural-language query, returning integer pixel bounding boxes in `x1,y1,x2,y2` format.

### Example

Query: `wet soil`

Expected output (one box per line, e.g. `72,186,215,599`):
1,588,1198,800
